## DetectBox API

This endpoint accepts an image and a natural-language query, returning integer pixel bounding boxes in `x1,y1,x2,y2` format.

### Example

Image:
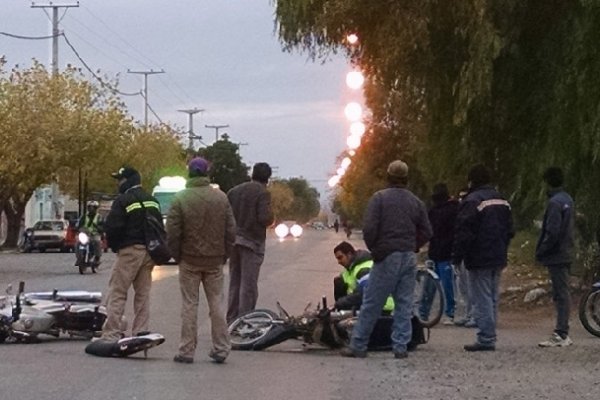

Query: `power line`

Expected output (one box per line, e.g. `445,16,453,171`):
0,31,59,40
62,33,140,97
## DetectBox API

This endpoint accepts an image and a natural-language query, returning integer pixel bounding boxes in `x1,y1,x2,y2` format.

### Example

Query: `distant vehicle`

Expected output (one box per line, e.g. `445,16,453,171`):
28,220,71,253
310,221,326,230
152,176,219,222
274,221,303,239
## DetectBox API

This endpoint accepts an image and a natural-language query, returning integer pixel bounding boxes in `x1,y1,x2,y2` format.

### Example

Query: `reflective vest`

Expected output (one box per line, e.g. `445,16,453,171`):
341,259,394,312
84,214,101,236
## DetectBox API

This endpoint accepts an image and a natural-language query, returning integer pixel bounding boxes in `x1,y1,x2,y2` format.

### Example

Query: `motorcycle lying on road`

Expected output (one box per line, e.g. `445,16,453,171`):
75,229,99,274
228,297,428,352
0,282,107,343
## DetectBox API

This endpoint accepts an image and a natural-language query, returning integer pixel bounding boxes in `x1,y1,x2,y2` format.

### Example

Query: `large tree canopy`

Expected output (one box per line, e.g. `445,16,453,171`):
275,0,600,242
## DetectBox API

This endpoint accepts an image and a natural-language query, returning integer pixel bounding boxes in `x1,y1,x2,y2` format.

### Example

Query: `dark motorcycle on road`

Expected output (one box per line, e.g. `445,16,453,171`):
228,297,427,352
75,229,99,274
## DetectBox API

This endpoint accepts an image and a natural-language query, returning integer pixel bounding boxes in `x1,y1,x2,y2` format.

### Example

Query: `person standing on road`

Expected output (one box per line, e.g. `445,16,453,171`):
226,162,274,323
425,183,459,325
167,157,236,364
536,167,575,348
100,166,162,341
453,188,476,328
452,164,513,352
341,159,432,359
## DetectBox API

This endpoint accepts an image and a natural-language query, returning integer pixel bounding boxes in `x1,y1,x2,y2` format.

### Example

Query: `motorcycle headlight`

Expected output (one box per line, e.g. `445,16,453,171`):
290,224,303,238
78,232,90,245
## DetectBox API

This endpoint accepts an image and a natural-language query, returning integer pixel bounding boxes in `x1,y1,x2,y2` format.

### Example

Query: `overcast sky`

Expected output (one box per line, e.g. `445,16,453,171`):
1,0,354,197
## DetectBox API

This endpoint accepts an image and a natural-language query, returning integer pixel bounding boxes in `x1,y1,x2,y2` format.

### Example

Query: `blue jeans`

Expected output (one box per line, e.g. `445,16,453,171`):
419,260,455,319
468,267,502,345
547,264,571,337
350,251,417,353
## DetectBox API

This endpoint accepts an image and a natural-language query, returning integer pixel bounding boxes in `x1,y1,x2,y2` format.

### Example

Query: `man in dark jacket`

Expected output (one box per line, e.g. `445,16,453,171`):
167,157,236,364
100,166,163,341
226,162,274,323
333,241,394,313
536,167,575,348
341,159,432,359
424,183,459,324
452,164,513,352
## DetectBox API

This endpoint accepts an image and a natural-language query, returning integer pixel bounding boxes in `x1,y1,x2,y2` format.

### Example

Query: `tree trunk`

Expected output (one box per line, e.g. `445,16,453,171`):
1,199,25,249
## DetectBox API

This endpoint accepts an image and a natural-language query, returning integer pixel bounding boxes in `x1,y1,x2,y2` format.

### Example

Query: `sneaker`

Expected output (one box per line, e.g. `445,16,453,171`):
453,317,469,327
340,347,367,358
464,342,495,352
173,355,194,364
393,351,408,359
209,351,227,364
442,316,455,325
538,333,573,348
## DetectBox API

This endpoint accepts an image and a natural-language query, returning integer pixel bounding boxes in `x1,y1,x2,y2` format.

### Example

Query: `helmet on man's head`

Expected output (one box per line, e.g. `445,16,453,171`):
87,200,99,210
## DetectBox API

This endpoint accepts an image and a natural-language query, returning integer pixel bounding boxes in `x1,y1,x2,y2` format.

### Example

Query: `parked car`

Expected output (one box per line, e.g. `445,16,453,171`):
28,220,71,253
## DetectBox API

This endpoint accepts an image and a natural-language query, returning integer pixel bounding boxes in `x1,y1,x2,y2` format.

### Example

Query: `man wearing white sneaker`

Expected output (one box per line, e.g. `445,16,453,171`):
536,167,575,348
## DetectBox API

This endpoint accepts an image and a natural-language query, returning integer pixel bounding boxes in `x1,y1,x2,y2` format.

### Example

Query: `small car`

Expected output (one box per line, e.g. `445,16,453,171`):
29,220,71,253
274,220,303,239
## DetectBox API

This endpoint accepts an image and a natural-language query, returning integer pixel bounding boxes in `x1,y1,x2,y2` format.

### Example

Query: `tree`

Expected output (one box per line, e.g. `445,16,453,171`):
197,134,250,193
272,177,320,223
269,181,295,222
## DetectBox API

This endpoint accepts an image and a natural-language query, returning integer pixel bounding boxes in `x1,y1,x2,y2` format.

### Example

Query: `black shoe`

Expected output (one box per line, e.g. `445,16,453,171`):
340,347,367,358
464,343,495,352
393,351,408,359
209,351,227,364
173,355,194,364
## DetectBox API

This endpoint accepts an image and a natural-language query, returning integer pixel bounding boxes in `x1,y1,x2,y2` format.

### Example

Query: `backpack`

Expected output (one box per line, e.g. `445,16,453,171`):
134,196,171,265
408,315,430,351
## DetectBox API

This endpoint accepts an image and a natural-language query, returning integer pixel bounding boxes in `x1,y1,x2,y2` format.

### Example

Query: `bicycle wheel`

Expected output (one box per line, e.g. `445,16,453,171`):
579,288,600,338
414,269,444,328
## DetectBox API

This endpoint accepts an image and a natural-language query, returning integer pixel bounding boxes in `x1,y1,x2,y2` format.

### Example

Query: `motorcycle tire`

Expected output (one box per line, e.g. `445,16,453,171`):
228,309,281,350
252,325,298,351
414,269,444,328
578,288,600,338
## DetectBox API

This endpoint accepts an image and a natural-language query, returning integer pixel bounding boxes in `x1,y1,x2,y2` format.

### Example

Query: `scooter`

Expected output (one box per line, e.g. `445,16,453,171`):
75,229,99,274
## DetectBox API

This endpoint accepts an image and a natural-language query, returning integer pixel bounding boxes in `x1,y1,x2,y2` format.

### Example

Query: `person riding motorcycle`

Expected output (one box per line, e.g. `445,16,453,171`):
77,200,104,265
333,241,394,313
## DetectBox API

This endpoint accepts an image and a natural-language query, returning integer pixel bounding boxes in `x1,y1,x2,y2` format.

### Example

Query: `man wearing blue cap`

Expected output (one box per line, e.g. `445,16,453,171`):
167,157,236,364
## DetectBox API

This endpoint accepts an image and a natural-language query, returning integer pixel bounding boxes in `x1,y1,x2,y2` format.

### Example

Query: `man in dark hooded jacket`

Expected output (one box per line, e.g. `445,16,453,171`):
99,166,164,341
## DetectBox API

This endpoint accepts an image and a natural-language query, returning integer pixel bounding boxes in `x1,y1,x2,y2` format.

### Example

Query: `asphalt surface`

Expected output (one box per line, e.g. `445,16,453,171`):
1,229,599,400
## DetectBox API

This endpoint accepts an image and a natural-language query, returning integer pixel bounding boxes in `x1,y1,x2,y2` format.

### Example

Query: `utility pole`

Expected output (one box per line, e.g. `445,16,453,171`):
178,108,204,152
31,1,79,75
205,124,229,142
127,69,165,130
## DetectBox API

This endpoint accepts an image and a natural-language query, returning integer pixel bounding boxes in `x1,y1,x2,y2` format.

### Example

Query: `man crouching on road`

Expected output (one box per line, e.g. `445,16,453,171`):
341,160,432,359
167,157,236,364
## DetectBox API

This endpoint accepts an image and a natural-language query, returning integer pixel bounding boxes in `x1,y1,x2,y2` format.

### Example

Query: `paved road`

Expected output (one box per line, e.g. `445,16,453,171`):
1,229,599,400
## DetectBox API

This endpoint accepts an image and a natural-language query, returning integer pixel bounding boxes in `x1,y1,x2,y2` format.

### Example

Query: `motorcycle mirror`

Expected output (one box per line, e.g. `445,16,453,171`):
303,302,312,312
18,281,25,295
322,296,328,309
52,289,58,301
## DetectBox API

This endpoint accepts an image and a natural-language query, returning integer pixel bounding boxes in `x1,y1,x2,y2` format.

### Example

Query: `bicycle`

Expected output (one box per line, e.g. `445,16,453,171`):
414,260,445,328
578,278,600,337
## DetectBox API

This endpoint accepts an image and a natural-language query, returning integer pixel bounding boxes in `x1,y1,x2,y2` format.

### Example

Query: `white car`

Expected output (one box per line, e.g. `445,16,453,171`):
29,220,71,253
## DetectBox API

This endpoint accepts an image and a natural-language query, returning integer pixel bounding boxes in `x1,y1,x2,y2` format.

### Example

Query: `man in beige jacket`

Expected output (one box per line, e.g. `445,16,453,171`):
167,157,236,364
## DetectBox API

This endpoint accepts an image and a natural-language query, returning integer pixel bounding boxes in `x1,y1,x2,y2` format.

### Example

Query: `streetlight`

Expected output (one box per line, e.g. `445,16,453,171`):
350,121,366,136
344,102,362,121
346,71,364,90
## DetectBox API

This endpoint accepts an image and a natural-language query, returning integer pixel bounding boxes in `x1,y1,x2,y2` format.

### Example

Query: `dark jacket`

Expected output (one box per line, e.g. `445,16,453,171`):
428,199,459,262
535,188,574,266
227,180,274,244
166,177,236,267
452,185,513,270
105,186,163,253
363,186,432,262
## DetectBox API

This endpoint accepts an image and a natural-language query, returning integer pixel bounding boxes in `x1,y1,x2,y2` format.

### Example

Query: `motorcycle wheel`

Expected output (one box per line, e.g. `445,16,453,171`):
579,288,600,338
414,269,444,328
228,309,280,350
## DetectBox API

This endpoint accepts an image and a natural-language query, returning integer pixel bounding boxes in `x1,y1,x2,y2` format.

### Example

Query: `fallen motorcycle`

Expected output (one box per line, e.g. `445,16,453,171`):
0,282,107,343
84,332,166,358
228,297,427,352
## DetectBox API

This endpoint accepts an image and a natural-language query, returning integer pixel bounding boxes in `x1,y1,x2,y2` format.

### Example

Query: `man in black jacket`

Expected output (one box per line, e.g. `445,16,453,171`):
452,164,513,352
536,167,575,348
99,166,164,341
